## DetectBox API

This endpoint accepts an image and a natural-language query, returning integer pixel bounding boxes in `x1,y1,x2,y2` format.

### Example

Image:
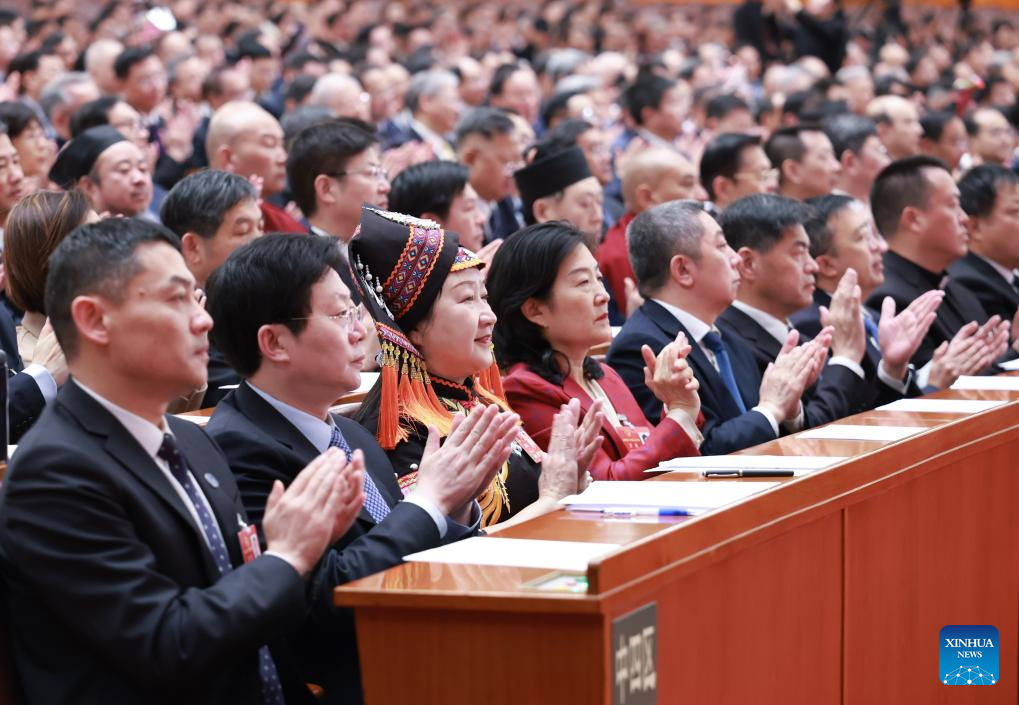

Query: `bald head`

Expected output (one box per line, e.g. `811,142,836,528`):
308,73,370,121
868,95,922,160
206,101,287,195
621,148,700,213
85,39,124,95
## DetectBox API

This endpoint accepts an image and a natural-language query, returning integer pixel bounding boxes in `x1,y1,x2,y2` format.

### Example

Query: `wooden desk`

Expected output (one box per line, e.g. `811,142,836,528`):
335,386,1019,705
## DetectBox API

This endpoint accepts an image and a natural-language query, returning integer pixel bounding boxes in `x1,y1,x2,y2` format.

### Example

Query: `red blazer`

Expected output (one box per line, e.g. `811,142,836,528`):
260,201,305,234
596,210,636,305
503,361,700,481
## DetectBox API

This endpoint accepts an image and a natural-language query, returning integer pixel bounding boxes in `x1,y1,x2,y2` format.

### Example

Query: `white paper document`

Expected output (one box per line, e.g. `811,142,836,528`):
353,372,379,394
560,480,779,512
174,414,210,425
651,455,846,474
950,375,1019,391
996,358,1019,371
796,425,923,442
403,537,620,572
875,399,1005,414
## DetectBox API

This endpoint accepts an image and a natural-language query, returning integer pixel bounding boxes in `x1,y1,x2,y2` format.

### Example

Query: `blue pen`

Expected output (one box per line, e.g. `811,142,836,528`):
598,507,699,517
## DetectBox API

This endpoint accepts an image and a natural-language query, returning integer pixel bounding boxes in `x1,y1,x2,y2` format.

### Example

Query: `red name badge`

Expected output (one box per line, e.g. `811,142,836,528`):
237,522,261,564
616,425,650,451
515,428,545,463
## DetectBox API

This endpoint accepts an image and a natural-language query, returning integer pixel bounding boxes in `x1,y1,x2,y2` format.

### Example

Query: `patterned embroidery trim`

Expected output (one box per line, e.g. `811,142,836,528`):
382,226,444,319
375,322,422,358
450,246,483,272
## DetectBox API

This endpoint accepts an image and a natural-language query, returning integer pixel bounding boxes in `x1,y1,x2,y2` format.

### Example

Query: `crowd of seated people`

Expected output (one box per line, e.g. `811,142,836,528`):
2,0,1019,701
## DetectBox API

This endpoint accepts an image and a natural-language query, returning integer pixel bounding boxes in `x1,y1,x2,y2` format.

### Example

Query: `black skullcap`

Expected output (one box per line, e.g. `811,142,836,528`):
513,146,593,225
48,125,126,189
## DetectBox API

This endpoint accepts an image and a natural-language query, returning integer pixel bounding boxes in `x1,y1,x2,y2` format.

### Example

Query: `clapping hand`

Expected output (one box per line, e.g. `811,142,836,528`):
641,331,700,419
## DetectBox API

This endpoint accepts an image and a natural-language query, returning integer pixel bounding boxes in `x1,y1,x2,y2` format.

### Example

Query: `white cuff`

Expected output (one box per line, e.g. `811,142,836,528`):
915,360,933,390
23,364,57,403
403,493,448,539
877,360,909,394
750,405,781,436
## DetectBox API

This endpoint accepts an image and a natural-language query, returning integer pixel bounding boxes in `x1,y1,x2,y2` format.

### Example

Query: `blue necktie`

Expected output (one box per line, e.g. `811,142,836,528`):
863,316,880,347
329,425,391,524
158,434,285,705
702,331,748,413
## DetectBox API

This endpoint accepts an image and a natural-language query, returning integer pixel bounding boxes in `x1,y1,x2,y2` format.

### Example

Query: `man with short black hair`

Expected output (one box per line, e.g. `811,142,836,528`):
700,132,777,213
114,47,167,118
866,156,1010,371
965,107,1015,167
161,169,264,407
0,217,365,705
206,233,506,705
718,193,877,424
919,111,968,172
950,164,1019,322
622,73,691,150
765,124,841,201
455,107,525,240
489,62,541,129
823,113,890,205
607,200,822,455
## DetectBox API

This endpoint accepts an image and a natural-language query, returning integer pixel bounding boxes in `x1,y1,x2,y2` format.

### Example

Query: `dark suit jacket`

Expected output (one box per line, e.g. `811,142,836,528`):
486,196,523,242
0,304,51,442
790,289,918,406
0,380,315,705
201,343,241,409
502,361,701,480
717,304,876,425
207,382,462,705
866,250,991,368
606,300,775,455
948,252,1019,325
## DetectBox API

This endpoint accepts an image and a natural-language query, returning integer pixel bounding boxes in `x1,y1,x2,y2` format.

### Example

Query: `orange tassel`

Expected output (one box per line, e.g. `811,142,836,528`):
378,345,400,450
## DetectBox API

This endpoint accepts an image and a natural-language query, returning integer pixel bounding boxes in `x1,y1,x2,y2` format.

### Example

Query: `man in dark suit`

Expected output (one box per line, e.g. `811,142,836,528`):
794,194,952,397
950,165,1019,324
455,108,525,241
717,193,896,423
204,234,515,705
866,156,1010,376
160,169,265,408
0,218,366,705
606,200,820,456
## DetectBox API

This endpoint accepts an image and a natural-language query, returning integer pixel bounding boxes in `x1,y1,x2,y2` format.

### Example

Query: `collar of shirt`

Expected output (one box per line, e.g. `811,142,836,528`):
650,298,712,343
411,118,454,157
247,382,334,453
731,300,790,345
73,378,167,458
308,225,349,257
973,252,1015,286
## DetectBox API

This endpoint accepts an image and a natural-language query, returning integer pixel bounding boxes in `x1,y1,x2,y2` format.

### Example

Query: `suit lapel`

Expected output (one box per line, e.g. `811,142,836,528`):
60,383,221,579
236,383,379,526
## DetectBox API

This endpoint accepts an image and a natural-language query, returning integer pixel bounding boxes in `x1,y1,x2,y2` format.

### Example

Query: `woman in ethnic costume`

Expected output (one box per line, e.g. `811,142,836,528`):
351,206,601,527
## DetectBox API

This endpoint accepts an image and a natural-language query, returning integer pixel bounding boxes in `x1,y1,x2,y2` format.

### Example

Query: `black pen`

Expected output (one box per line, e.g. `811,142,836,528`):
702,470,795,478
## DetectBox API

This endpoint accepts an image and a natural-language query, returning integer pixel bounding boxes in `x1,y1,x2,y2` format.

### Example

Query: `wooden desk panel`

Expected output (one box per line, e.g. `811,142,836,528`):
337,385,1019,704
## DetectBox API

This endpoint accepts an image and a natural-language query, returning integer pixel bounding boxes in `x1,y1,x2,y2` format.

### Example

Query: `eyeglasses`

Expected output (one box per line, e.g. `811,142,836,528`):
733,167,779,182
326,164,389,182
291,303,365,330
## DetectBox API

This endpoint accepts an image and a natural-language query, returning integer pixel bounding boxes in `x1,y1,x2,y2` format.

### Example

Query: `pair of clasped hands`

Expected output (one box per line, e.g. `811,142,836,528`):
260,398,607,574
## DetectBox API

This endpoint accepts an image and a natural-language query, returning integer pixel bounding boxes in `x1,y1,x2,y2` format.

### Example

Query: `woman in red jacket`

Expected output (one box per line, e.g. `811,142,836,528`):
489,221,703,481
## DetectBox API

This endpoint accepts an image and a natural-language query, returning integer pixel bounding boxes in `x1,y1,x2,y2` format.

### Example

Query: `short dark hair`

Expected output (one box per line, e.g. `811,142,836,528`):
870,156,948,238
623,73,675,125
765,124,823,174
964,107,1008,137
628,200,706,296
489,63,526,98
700,132,761,200
920,110,958,141
69,96,121,137
206,233,348,377
541,118,594,151
388,160,469,221
160,170,258,239
957,163,1019,219
823,114,879,159
719,194,813,253
540,90,584,129
46,218,181,360
286,117,378,216
803,193,857,258
454,106,515,147
488,222,603,385
706,93,750,121
114,47,156,81
0,101,40,139
9,51,52,84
